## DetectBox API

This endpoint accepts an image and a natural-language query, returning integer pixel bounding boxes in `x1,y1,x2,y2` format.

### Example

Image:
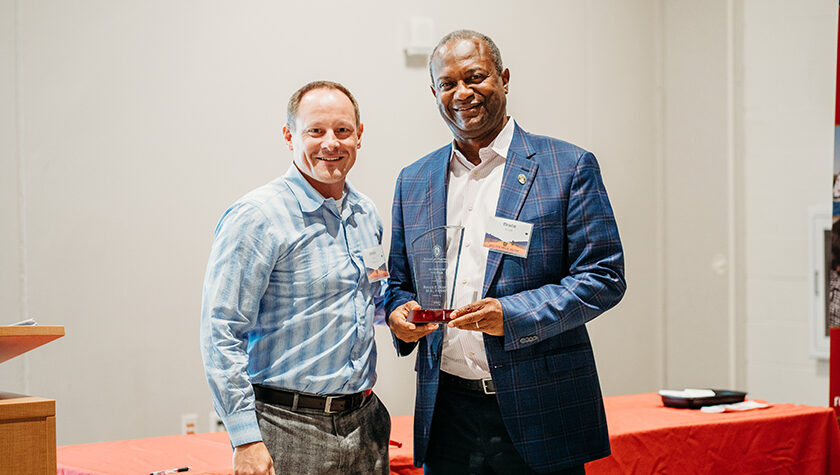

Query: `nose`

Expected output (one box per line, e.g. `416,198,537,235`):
453,81,473,101
321,130,340,152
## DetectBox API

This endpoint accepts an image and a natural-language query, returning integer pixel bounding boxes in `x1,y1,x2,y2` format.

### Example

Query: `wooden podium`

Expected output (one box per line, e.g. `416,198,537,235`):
0,326,64,474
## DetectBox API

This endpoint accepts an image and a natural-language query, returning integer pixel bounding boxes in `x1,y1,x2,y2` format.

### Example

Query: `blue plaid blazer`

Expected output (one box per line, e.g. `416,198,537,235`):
384,124,626,472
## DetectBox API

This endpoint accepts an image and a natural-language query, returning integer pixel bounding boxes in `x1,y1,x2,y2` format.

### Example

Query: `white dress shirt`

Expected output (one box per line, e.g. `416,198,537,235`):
441,118,515,380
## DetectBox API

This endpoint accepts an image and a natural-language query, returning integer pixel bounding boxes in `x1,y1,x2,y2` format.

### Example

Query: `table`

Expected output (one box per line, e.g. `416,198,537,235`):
57,415,419,475
585,393,840,474
57,394,840,474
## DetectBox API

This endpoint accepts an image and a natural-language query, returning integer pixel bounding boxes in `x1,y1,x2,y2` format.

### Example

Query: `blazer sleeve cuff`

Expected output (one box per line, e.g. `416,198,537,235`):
497,294,541,351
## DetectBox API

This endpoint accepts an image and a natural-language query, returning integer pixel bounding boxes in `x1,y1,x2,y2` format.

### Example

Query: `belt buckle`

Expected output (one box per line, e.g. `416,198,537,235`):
481,379,496,395
324,395,339,414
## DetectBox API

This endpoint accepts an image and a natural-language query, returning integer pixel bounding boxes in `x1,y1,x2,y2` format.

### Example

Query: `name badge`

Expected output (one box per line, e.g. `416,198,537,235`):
361,245,390,282
483,217,533,258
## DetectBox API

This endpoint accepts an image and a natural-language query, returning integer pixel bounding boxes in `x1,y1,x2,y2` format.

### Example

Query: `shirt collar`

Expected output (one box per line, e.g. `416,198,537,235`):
450,117,516,167
283,164,360,214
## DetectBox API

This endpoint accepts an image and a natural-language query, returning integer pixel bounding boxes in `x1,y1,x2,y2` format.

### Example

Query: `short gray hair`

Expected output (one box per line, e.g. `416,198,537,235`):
286,80,360,131
429,30,504,82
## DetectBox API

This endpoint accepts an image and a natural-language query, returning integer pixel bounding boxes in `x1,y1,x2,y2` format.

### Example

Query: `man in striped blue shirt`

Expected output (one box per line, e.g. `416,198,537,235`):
201,81,390,475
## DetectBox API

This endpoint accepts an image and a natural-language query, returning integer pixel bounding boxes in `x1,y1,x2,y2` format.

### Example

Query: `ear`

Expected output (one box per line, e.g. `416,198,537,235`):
283,124,294,151
430,84,437,99
356,123,364,149
501,68,510,93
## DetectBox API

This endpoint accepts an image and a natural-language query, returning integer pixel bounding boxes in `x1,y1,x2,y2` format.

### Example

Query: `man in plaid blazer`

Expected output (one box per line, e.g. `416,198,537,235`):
385,30,626,474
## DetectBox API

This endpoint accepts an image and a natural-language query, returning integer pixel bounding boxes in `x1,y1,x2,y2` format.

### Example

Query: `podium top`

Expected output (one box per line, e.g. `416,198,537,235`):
0,326,65,364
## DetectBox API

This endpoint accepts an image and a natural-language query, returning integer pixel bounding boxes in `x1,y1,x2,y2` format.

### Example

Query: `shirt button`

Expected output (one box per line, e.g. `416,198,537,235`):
465,242,471,247
468,352,475,358
462,279,467,285
467,205,473,212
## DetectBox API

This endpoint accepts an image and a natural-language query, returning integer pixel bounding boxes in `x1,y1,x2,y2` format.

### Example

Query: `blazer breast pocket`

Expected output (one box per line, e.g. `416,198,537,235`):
518,195,565,225
519,222,566,278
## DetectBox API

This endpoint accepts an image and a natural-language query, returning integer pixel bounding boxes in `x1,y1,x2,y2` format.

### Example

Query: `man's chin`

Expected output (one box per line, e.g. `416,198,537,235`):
315,170,347,183
449,122,493,139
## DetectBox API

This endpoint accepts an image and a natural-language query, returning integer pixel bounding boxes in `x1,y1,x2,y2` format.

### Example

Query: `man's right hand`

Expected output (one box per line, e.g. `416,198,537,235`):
233,441,275,475
388,300,439,342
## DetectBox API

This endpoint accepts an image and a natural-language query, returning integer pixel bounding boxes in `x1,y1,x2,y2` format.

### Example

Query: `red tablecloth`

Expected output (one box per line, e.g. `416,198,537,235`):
585,392,840,474
57,415,418,475
58,432,232,475
58,394,840,474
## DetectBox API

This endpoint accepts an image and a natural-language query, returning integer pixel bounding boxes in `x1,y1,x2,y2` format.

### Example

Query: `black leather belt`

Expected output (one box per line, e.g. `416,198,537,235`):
439,371,497,395
253,384,370,414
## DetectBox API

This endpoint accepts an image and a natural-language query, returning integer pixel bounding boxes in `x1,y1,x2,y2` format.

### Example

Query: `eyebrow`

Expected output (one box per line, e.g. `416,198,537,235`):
303,121,355,129
435,67,487,81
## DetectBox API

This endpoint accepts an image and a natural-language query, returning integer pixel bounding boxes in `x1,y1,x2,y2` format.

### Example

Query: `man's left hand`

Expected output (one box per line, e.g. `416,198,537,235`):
448,298,504,336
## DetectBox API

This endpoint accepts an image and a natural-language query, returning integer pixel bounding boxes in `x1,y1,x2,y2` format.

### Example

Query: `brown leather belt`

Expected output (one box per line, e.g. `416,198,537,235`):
253,384,371,414
439,371,497,395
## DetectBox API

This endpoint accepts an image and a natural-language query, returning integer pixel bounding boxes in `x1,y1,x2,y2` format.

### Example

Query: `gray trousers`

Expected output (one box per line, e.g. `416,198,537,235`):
255,392,390,475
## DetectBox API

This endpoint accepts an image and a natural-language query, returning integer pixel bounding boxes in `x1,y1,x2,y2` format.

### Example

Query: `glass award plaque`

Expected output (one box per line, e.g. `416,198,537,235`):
407,225,465,324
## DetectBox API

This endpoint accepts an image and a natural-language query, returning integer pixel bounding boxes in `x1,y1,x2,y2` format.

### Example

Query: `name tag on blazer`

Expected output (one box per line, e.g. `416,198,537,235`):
482,217,533,258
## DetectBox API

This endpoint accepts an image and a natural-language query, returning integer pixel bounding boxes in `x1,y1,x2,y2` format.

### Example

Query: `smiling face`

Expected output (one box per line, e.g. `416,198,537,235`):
283,87,363,200
430,37,509,147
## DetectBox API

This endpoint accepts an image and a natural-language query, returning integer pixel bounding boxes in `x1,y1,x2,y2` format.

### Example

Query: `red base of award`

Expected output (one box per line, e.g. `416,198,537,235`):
407,309,453,324
831,328,840,417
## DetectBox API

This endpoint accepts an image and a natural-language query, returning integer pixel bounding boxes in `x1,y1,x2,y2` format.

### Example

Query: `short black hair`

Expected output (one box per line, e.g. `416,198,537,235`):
429,29,504,82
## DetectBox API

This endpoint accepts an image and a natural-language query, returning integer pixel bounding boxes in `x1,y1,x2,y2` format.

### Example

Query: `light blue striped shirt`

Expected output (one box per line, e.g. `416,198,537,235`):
200,164,384,446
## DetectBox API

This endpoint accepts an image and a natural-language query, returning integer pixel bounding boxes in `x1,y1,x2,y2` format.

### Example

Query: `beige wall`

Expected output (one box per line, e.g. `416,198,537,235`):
741,0,836,405
0,0,834,446
0,0,25,390
662,0,743,389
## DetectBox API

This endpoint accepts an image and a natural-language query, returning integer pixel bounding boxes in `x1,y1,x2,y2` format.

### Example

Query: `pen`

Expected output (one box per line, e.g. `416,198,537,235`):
149,467,190,475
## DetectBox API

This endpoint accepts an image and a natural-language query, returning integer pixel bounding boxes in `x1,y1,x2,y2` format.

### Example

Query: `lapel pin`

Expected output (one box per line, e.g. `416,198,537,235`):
517,173,526,185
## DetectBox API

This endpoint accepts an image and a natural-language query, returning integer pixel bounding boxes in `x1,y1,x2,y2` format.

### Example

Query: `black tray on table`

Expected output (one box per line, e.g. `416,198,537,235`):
660,390,747,409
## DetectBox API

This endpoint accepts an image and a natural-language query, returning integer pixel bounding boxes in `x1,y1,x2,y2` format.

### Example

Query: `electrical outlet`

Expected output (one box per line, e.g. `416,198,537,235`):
209,411,225,433
181,413,198,435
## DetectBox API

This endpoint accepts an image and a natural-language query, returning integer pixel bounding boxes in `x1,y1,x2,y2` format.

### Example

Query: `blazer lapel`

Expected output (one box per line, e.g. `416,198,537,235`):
482,125,538,297
427,145,451,231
